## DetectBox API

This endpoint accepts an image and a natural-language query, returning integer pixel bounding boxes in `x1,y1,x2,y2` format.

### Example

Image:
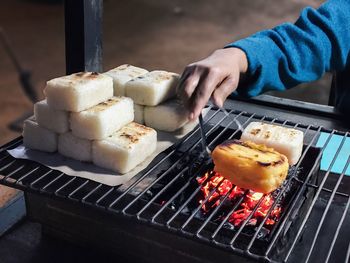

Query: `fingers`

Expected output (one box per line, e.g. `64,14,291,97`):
189,69,223,120
212,76,238,108
177,69,200,107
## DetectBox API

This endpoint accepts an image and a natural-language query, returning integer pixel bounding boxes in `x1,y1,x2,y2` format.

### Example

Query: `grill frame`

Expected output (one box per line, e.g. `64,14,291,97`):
0,107,349,263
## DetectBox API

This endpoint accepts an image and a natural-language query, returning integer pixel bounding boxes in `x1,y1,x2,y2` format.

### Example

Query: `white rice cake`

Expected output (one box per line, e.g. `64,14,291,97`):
34,100,69,133
58,132,92,162
241,122,304,165
44,72,113,112
23,117,57,152
125,70,179,106
70,96,134,140
144,100,188,132
104,64,148,96
134,104,144,124
92,122,157,174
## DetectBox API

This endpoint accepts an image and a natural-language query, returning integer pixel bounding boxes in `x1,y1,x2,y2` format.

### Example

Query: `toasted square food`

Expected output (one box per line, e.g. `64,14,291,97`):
241,122,304,165
58,132,92,162
144,100,188,132
125,70,179,106
70,96,134,140
92,122,157,174
44,72,113,112
104,64,148,96
23,117,57,152
212,140,289,193
134,104,144,124
34,100,69,133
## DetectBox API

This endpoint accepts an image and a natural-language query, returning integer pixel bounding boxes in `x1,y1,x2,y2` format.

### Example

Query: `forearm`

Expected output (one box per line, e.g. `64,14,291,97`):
226,0,350,97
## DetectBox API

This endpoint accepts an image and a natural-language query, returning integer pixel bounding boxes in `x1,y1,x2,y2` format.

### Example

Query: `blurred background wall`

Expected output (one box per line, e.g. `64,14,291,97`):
0,0,329,146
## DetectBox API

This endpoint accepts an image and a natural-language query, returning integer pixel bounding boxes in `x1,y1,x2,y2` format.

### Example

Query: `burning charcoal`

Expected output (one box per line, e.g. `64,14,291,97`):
197,171,283,230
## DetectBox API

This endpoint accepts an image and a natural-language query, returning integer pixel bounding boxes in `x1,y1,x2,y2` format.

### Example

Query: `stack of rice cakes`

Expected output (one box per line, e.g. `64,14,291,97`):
23,69,159,174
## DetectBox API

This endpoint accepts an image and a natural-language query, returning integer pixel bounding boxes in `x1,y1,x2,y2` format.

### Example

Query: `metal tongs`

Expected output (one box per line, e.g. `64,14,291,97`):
198,113,211,156
198,106,244,158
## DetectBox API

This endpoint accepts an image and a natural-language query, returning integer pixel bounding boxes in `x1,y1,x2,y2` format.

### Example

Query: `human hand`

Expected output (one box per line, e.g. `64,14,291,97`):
177,48,248,120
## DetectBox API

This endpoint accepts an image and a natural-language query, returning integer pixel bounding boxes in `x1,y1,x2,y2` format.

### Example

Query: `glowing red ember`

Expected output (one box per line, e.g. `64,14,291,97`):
197,171,282,227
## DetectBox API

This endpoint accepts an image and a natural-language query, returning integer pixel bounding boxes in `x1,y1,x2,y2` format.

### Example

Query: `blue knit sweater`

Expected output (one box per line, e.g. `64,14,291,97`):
227,0,350,115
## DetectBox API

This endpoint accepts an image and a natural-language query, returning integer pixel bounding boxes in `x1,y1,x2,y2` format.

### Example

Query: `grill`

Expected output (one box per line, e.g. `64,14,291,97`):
1,105,350,263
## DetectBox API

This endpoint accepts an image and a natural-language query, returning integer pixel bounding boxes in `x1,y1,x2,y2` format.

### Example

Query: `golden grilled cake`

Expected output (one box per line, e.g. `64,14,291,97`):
92,122,157,174
212,140,289,193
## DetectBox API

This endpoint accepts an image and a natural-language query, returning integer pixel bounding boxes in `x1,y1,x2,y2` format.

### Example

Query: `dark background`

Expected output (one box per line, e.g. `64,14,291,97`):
0,0,330,145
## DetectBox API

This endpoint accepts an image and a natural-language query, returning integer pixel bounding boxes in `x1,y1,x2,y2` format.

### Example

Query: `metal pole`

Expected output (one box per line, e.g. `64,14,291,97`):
64,0,103,74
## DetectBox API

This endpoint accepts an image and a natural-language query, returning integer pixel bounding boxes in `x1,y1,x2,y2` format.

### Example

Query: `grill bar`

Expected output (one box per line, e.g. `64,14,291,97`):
0,108,349,263
265,126,326,256
15,166,40,185
136,167,189,219
346,241,350,263
103,107,217,208
29,170,55,189
229,195,267,246
240,122,316,252
305,155,350,263
180,177,226,231
151,164,214,224
117,109,234,214
195,184,235,238
160,114,258,230
40,173,65,192
324,197,350,263
165,169,214,228
211,191,248,240
81,183,102,203
95,187,114,206
149,113,247,226
55,176,77,196
68,179,90,199
294,178,349,197
283,132,349,262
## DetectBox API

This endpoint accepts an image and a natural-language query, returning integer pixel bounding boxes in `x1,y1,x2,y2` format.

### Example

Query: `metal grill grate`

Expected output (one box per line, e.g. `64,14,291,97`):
0,108,349,263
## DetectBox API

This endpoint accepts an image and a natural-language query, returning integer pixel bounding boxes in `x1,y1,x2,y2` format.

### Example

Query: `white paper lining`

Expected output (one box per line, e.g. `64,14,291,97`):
7,126,196,187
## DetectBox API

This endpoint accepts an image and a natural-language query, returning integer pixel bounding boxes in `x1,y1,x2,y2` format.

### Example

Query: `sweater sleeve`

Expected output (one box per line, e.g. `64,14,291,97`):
226,0,350,97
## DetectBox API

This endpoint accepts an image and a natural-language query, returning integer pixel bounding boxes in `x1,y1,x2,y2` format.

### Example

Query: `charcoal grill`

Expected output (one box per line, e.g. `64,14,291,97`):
1,1,350,262
1,102,350,263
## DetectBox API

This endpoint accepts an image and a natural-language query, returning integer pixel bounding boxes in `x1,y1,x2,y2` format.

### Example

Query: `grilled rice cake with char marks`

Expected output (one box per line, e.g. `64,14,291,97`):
44,72,113,112
70,96,134,140
125,70,179,106
212,140,289,194
104,64,148,96
241,122,303,165
92,122,157,174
